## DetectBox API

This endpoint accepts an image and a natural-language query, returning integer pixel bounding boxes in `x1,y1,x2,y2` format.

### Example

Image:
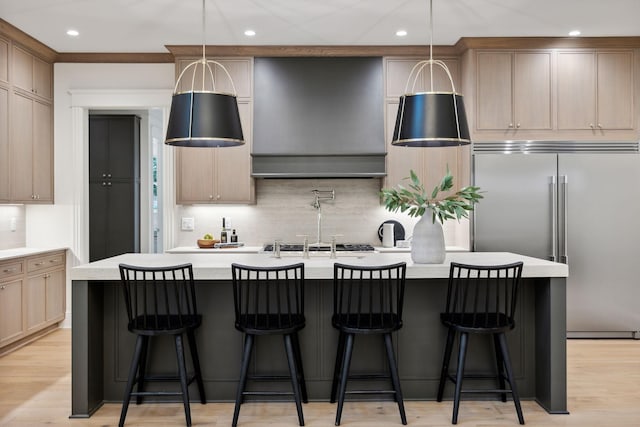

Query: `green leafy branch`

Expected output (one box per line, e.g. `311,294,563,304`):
380,168,484,223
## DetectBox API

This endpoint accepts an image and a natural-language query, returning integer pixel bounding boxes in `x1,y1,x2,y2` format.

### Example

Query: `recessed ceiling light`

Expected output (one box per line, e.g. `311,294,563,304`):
569,30,581,37
396,30,408,37
66,29,79,37
244,30,256,37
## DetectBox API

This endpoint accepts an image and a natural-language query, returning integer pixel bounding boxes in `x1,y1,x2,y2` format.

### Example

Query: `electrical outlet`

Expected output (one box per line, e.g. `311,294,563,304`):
9,217,17,232
181,217,195,231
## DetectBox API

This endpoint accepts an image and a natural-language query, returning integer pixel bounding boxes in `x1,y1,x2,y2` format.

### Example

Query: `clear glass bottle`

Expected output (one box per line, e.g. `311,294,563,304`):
220,218,228,243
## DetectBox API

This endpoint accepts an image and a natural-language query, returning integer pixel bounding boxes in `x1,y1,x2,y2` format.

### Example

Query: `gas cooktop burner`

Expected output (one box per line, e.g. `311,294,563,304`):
263,243,375,252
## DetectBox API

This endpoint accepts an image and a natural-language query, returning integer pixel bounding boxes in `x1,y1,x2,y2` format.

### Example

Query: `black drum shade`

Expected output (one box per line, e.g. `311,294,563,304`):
392,92,470,147
165,91,245,147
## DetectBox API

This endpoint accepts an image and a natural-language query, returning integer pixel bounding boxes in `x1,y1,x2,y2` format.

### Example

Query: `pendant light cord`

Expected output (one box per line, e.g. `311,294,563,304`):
429,0,434,92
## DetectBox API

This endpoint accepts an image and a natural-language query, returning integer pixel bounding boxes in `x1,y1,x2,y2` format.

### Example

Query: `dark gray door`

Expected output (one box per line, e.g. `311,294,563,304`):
89,115,140,262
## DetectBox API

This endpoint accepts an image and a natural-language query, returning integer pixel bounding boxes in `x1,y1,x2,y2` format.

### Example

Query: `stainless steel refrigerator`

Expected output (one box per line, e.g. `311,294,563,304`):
473,141,640,338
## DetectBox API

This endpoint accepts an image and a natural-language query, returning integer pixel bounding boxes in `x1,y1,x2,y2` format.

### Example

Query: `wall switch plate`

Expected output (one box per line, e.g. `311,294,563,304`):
181,217,195,231
9,217,16,232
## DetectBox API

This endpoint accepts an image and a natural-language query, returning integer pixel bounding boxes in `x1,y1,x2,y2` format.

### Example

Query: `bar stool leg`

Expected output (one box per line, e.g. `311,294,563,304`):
330,331,346,403
437,328,456,402
119,335,145,427
291,332,308,403
186,329,207,404
174,334,192,427
497,333,525,425
335,333,355,426
383,333,407,425
452,332,469,425
232,334,254,427
284,334,305,426
493,333,507,402
135,335,149,405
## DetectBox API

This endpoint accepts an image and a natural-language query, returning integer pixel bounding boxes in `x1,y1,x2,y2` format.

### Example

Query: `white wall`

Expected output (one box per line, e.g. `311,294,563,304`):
0,205,25,249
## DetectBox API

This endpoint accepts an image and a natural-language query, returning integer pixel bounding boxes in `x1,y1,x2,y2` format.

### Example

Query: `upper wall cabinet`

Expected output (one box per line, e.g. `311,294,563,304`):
0,37,8,85
474,51,552,136
12,45,52,101
175,58,252,98
557,50,635,135
385,57,460,99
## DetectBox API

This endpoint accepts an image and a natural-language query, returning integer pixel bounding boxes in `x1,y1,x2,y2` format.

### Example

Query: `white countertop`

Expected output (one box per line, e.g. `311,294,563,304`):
71,251,568,281
0,247,68,261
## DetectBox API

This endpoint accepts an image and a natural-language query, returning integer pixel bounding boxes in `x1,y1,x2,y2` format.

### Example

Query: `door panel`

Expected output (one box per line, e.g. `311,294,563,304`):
473,154,557,260
559,153,640,332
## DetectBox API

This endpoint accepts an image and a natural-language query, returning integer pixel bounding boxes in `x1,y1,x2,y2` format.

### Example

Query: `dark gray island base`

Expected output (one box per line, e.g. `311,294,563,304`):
70,252,568,418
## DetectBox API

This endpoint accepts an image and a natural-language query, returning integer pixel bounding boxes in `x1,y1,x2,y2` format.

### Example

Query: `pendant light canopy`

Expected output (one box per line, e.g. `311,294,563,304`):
391,0,470,147
165,0,244,148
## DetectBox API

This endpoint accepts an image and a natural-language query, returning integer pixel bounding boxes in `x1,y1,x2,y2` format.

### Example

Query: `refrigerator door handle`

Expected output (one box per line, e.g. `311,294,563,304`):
560,175,569,264
550,176,558,262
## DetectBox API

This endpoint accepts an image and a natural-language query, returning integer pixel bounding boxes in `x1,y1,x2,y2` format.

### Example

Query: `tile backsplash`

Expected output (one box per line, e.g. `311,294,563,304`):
0,205,26,250
175,178,469,249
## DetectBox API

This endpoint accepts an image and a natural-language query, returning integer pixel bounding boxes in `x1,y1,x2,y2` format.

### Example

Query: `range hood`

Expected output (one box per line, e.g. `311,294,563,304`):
252,57,386,178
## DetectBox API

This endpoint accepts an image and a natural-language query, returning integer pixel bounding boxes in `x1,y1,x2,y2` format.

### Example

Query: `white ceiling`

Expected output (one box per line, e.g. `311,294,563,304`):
1,0,640,53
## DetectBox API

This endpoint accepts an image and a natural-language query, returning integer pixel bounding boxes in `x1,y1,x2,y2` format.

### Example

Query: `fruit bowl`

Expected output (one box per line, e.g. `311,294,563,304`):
197,239,218,248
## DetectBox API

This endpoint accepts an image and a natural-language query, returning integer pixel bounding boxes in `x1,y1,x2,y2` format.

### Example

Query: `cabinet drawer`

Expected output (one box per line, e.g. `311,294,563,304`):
0,260,24,281
27,252,65,274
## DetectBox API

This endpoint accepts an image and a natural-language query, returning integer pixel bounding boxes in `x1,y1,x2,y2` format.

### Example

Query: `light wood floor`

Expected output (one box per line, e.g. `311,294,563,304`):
0,329,639,426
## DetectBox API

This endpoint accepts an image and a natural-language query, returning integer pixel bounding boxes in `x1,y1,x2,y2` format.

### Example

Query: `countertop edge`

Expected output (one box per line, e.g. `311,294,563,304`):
0,247,69,262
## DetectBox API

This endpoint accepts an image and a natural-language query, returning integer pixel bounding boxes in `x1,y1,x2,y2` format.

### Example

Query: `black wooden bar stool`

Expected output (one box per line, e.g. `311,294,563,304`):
118,263,206,427
436,261,525,425
330,262,407,426
231,262,308,426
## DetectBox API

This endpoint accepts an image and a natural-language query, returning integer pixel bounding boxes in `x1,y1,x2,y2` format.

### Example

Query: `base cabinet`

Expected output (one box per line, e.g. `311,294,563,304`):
0,250,65,353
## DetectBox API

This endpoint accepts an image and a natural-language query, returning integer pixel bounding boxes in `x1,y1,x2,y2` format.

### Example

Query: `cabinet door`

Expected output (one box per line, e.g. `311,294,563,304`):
45,269,65,322
0,86,8,201
215,101,254,202
597,51,634,130
513,52,552,130
386,58,459,99
32,100,53,202
475,52,513,130
26,275,46,332
10,92,34,202
557,52,596,130
0,37,8,84
32,56,52,100
214,59,252,98
12,46,33,95
0,279,23,346
175,147,216,203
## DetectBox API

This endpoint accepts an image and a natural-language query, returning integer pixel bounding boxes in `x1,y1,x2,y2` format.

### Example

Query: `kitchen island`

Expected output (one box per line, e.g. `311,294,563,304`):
70,251,568,418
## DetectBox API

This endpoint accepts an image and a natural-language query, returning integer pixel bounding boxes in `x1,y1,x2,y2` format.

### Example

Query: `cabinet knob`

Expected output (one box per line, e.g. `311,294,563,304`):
216,195,221,200
508,123,514,128
102,173,107,178
516,123,521,128
107,182,112,187
209,195,214,199
102,182,107,186
589,123,595,129
3,268,15,273
597,124,603,129
107,173,112,178
0,285,5,290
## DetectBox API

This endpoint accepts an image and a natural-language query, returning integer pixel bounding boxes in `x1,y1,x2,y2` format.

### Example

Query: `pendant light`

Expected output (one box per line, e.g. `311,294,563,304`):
165,0,244,147
391,0,470,147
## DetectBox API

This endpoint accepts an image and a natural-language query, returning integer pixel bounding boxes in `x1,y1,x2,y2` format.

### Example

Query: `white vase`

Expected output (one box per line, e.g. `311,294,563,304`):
411,212,445,264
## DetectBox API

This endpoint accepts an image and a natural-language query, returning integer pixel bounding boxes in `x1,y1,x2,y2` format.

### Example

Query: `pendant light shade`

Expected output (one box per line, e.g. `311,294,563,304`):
165,91,244,147
392,92,470,147
391,0,470,147
164,0,244,148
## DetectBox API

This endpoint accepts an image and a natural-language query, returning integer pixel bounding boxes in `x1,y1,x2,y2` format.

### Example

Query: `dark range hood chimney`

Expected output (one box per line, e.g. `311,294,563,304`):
252,57,386,178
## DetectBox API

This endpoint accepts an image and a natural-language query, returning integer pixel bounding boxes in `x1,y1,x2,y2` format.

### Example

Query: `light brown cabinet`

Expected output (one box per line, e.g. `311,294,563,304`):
173,57,254,204
475,51,552,133
0,251,65,354
12,45,52,101
0,37,8,84
384,57,467,192
0,259,24,348
176,101,254,204
0,86,9,202
10,92,53,203
557,50,634,133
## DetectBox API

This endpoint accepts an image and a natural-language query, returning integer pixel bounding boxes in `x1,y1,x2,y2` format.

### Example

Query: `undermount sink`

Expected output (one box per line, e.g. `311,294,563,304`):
270,251,370,259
